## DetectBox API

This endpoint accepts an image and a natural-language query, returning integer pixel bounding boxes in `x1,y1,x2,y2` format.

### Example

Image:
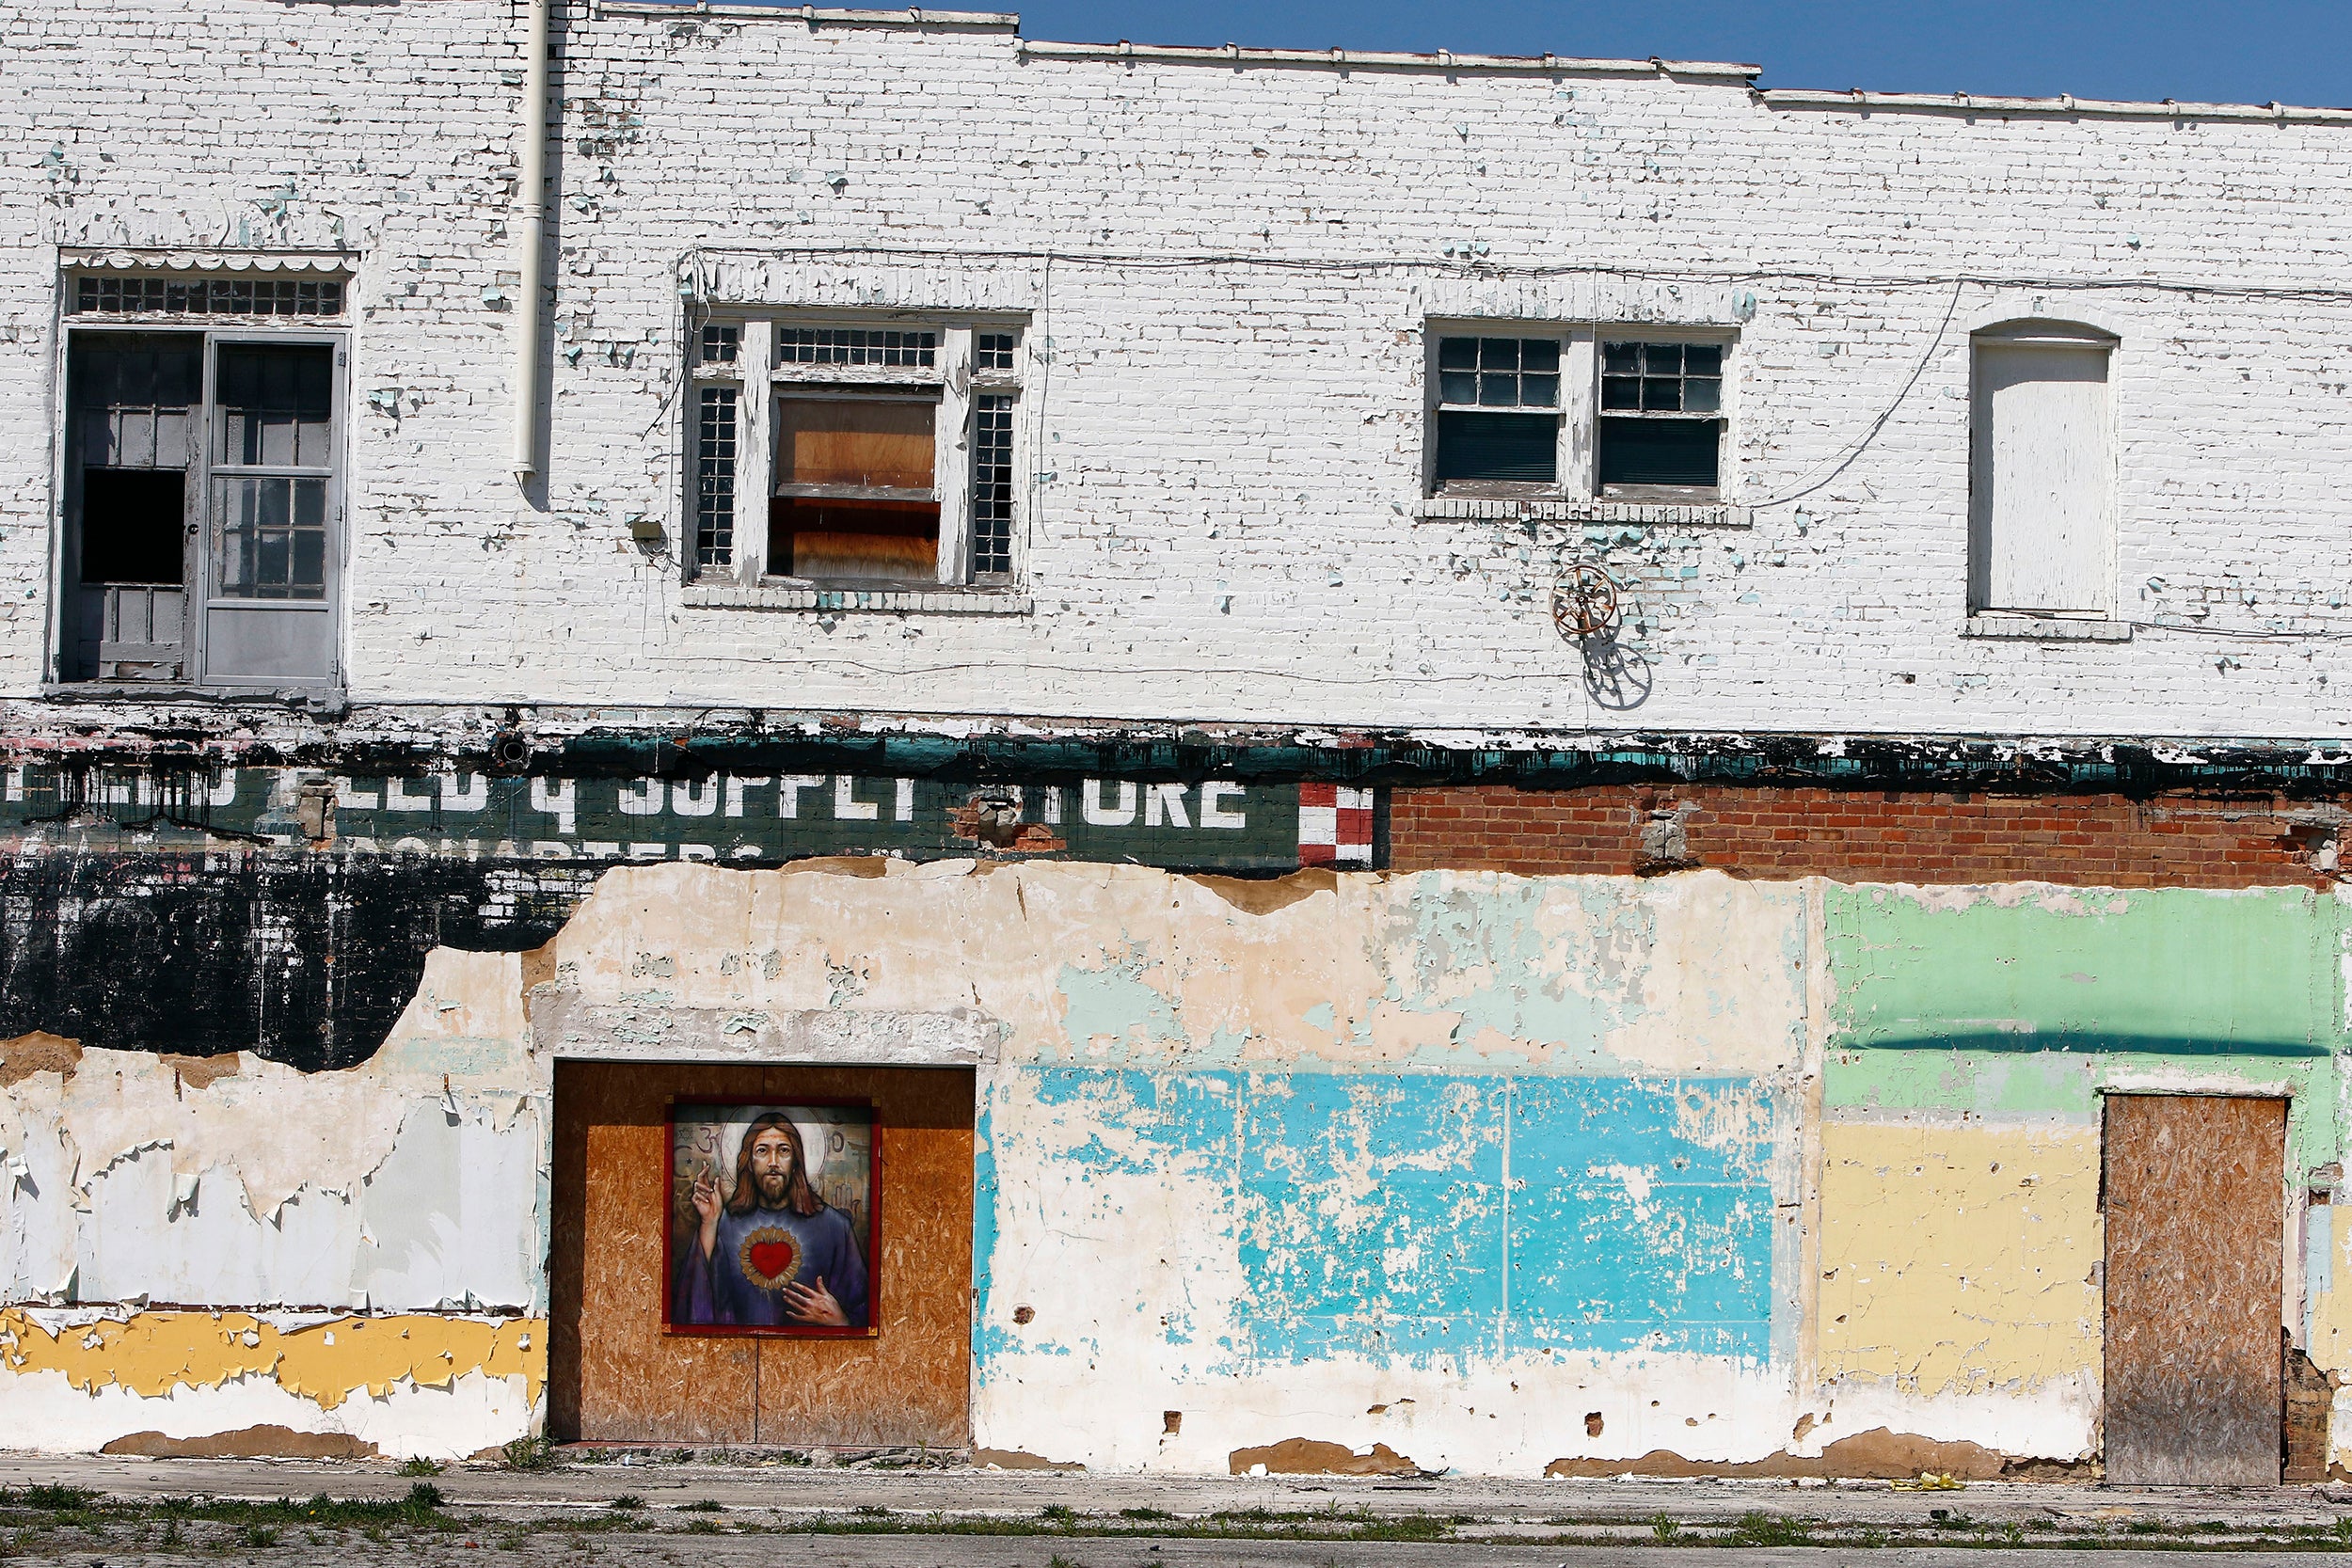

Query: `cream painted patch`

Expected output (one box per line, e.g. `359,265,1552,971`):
545,863,1807,1077
1818,1121,2101,1398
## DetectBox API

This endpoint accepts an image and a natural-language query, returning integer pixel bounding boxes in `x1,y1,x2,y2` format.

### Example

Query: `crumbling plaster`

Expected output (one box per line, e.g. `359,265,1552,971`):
0,859,2343,1471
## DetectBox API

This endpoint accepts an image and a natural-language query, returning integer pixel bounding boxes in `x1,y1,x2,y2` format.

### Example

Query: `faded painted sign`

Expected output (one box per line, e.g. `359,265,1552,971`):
0,768,1379,871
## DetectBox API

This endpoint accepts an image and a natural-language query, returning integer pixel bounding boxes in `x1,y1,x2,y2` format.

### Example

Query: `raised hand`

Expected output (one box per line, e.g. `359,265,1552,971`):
691,1173,721,1258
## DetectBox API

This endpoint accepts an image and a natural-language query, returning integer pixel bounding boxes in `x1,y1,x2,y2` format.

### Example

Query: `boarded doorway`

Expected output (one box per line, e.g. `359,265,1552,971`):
2102,1093,2285,1485
548,1061,975,1448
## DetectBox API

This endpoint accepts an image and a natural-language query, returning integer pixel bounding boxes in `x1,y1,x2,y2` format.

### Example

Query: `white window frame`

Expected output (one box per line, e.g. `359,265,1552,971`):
1423,320,1735,503
1966,319,2119,622
688,313,1027,590
52,313,349,692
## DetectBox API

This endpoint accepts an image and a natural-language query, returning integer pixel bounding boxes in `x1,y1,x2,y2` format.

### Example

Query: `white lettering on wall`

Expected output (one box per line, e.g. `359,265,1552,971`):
723,775,773,816
530,777,576,834
1083,779,1138,826
617,779,663,816
834,775,880,821
1200,781,1247,830
1144,783,1190,828
385,776,434,812
779,776,826,817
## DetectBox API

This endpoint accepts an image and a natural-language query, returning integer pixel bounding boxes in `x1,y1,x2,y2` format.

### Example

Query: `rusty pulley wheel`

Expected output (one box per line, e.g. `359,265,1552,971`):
1550,562,1621,641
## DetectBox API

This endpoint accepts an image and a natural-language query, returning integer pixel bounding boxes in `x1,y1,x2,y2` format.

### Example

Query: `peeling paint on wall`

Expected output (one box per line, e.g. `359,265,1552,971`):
0,857,2340,1474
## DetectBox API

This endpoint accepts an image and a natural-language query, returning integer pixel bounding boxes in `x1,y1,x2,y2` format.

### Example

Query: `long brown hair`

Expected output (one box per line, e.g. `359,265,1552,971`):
725,1112,821,1217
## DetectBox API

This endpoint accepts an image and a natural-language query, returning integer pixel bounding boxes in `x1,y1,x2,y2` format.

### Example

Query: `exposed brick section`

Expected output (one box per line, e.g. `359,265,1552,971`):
1389,784,2337,888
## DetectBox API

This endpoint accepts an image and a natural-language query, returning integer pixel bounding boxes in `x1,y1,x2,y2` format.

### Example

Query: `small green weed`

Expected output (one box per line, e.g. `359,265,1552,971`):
609,1496,643,1512
0,1485,98,1512
1860,1527,1890,1548
502,1434,558,1472
1726,1510,1809,1547
1650,1511,1680,1544
677,1499,723,1513
241,1524,281,1546
681,1518,723,1534
1039,1503,1077,1524
2126,1519,2166,1535
1119,1506,1172,1521
396,1456,446,1478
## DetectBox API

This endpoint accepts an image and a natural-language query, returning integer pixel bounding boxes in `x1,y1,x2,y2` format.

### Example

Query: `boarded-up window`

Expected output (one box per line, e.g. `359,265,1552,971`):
1970,325,2115,615
771,395,940,584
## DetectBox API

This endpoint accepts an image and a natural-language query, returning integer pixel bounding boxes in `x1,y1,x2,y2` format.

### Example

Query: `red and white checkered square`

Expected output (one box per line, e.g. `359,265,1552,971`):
1297,783,1374,866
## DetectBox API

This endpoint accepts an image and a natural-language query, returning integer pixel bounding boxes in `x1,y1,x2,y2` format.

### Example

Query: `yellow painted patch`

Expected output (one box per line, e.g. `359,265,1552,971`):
0,1310,544,1411
1818,1121,2100,1395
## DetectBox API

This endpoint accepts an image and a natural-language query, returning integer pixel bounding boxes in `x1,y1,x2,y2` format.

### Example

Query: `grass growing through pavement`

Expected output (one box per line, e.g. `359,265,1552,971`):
0,1482,2345,1553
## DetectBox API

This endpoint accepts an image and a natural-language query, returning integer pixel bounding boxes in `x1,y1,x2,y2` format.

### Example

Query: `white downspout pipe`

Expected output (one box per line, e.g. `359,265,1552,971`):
511,0,550,481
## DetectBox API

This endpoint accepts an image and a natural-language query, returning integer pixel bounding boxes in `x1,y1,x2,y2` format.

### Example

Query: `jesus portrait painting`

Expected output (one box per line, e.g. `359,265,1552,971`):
666,1103,877,1336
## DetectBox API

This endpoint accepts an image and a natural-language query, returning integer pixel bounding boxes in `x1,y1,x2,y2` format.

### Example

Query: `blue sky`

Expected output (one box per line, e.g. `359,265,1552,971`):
993,2,2352,108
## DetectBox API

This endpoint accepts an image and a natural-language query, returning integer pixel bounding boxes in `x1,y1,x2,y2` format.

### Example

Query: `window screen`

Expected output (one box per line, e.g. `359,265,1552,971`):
1435,335,1562,487
1597,341,1724,492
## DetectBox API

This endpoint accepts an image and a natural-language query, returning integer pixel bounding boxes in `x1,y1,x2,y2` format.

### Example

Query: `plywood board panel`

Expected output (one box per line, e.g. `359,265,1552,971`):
549,1061,973,1449
2103,1094,2284,1485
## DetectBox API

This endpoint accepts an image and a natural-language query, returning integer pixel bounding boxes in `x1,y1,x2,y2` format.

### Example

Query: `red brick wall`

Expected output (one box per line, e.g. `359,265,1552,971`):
1387,784,2336,888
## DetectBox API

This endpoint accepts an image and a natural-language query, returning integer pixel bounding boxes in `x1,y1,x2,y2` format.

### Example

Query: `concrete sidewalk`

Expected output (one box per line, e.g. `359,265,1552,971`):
0,1449,2344,1533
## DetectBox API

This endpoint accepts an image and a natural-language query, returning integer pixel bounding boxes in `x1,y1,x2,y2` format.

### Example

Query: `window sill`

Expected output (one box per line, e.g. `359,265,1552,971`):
682,581,1033,615
1962,613,2133,642
1416,496,1750,528
40,680,346,705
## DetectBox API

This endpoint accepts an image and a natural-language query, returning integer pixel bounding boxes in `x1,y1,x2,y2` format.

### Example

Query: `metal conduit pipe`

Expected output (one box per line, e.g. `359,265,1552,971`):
511,0,550,481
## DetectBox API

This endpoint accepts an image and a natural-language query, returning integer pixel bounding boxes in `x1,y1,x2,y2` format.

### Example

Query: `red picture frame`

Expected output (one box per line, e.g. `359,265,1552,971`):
662,1097,881,1338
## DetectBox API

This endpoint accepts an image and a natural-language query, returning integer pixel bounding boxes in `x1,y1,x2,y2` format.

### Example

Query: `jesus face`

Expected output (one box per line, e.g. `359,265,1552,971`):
747,1125,797,1206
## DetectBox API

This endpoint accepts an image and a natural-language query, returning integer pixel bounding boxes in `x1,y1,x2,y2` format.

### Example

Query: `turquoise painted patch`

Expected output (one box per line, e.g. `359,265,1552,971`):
985,1068,1776,1372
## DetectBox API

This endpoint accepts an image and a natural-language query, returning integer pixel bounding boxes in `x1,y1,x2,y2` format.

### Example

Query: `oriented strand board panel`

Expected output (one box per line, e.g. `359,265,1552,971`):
548,1061,975,1447
2103,1094,2284,1485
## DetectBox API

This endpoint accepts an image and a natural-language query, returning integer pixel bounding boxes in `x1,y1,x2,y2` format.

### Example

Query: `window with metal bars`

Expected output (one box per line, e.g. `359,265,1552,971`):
970,393,1016,578
72,276,344,318
775,327,936,369
694,385,738,572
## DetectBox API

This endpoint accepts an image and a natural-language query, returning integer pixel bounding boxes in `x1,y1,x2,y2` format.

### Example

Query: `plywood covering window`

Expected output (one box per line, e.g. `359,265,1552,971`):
1970,322,2117,617
688,318,1025,590
772,393,940,581
1427,323,1732,502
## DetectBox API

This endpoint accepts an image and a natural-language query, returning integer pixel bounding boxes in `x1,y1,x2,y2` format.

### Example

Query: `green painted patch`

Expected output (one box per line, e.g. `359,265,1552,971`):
1826,884,2344,1058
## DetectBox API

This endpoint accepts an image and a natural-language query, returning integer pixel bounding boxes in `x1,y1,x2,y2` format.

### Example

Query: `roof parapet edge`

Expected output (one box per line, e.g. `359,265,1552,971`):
1761,87,2352,124
594,2,1019,28
1016,37,1759,82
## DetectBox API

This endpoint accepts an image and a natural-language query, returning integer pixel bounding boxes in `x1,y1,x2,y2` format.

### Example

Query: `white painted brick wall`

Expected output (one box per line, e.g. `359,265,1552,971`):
8,0,2352,742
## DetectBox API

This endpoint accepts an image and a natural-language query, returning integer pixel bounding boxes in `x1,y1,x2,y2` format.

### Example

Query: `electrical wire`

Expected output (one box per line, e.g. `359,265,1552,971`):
681,244,2352,305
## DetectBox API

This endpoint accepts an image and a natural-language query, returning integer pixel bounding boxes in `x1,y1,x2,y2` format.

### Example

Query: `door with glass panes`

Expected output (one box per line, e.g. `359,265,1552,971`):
63,330,341,689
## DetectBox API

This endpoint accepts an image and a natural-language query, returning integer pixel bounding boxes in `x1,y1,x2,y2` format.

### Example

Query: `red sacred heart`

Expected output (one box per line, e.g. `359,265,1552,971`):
738,1226,803,1291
